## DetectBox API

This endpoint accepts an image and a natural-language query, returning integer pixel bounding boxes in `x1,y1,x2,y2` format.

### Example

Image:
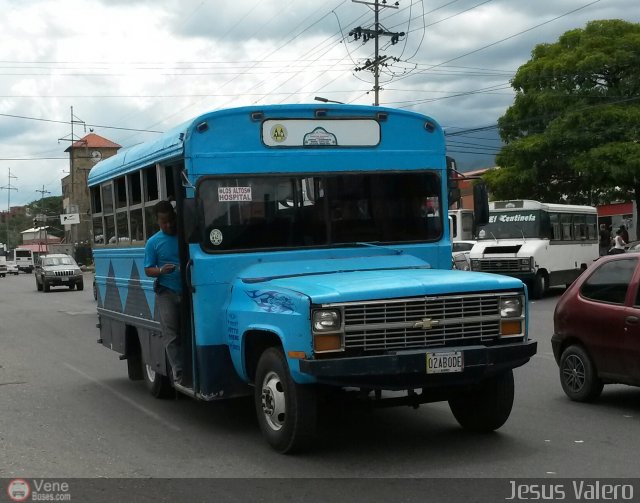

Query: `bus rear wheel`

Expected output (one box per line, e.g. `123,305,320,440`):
254,347,317,453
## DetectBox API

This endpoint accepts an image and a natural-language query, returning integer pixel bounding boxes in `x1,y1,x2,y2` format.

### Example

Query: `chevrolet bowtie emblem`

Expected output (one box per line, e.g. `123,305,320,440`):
413,318,439,329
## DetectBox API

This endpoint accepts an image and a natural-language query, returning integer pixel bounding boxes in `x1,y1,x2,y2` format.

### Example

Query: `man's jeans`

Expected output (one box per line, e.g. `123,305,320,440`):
156,287,182,380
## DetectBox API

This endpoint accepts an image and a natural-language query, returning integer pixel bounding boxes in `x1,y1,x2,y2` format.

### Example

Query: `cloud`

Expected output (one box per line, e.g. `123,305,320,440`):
0,0,639,206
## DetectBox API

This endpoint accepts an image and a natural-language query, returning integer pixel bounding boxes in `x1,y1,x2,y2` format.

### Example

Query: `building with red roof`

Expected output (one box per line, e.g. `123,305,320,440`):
61,132,121,248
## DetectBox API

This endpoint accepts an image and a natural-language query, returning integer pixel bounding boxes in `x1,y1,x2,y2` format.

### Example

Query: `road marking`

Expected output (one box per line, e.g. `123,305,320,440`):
63,363,181,432
533,353,556,361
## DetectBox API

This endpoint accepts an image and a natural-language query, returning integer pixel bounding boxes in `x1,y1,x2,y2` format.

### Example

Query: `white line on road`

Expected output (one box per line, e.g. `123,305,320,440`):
63,362,181,432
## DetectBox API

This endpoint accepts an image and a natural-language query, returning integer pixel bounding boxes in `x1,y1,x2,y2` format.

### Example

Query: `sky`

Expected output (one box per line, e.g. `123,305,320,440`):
0,0,638,206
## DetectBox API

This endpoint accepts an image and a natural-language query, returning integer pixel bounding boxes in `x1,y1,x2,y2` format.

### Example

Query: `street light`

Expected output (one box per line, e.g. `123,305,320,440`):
314,96,344,104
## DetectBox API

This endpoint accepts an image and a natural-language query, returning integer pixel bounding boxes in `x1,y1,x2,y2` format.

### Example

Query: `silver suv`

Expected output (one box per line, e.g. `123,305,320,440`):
35,254,84,292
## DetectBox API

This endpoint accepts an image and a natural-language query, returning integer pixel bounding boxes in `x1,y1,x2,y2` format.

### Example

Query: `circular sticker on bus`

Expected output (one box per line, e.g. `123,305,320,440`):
210,228,223,246
270,124,287,143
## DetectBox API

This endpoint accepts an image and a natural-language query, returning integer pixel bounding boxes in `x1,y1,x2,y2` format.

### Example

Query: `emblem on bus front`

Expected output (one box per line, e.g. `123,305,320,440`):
270,124,287,143
413,318,439,329
303,127,337,146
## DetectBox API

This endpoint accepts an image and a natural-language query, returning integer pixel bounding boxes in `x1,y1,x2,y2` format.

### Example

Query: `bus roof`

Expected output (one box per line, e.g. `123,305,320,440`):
490,200,596,214
87,104,444,187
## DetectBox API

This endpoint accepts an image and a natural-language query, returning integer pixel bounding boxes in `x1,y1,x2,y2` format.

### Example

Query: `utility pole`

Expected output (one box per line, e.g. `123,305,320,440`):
35,185,51,253
349,0,403,105
0,167,18,248
58,106,86,188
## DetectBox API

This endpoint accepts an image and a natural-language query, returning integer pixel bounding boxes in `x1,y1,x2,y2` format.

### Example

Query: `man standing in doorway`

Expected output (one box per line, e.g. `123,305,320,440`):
144,200,183,384
599,223,611,256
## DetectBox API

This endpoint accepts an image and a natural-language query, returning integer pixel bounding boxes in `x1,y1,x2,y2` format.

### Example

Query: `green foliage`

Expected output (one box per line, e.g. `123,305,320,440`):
490,19,640,226
1,195,64,248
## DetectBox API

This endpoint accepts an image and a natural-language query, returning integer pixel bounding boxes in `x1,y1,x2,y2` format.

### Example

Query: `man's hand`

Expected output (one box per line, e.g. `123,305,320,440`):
159,264,177,274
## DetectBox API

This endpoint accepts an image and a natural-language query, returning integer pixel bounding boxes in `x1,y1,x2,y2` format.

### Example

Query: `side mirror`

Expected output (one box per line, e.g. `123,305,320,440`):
446,156,461,207
473,183,489,226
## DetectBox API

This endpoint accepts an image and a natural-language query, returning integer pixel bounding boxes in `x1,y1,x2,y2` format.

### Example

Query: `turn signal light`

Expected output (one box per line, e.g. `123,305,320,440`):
500,320,522,336
314,334,342,352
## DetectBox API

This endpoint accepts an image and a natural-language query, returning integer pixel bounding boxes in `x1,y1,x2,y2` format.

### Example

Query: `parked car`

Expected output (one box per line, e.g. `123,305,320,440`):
624,240,640,252
34,254,84,292
452,240,476,271
0,262,6,278
552,253,640,402
6,261,19,275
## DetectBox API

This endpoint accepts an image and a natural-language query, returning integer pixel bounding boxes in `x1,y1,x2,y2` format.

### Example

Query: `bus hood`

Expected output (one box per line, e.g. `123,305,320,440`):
239,255,522,304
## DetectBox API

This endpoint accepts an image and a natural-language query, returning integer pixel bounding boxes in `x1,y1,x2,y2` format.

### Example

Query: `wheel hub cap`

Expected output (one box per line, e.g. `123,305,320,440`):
261,371,286,431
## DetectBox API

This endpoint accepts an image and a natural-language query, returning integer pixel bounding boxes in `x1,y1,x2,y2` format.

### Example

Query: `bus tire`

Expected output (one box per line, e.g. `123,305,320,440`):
449,369,514,432
143,361,174,399
530,271,547,299
127,354,144,381
254,347,317,454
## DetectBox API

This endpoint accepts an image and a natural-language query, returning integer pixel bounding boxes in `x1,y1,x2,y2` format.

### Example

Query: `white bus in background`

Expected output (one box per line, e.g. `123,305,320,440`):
468,200,599,299
13,248,36,273
449,208,475,242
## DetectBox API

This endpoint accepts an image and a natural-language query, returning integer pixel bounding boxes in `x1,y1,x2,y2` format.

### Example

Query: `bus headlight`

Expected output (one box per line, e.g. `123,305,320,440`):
500,296,523,318
312,309,343,352
499,295,524,337
519,257,533,271
312,309,341,332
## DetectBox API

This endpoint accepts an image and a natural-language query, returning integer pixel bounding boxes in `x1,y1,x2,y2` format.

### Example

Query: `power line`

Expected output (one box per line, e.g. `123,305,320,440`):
0,112,163,133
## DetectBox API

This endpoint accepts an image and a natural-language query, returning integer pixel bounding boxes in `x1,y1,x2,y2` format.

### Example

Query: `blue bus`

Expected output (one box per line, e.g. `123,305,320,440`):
88,104,536,453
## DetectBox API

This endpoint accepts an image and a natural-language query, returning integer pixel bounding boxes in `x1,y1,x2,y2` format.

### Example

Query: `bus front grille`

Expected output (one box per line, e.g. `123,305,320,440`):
475,259,520,273
335,294,504,351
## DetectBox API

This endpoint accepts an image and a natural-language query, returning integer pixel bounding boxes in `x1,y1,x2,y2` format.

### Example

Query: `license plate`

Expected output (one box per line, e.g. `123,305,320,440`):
426,351,464,374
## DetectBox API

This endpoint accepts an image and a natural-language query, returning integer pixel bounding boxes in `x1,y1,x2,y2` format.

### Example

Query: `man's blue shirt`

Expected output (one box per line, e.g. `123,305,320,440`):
144,230,182,294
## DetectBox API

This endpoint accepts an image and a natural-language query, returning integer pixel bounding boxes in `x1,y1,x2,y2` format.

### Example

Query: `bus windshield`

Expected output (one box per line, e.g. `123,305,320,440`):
199,172,442,251
477,210,543,240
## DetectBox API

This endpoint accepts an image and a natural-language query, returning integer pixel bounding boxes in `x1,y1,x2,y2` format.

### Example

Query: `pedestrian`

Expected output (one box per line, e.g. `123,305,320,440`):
144,200,183,384
619,224,630,244
598,223,611,256
609,229,626,255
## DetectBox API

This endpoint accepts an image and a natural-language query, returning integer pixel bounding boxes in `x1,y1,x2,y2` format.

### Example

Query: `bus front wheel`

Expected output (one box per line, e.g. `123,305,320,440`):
449,369,514,432
530,271,547,299
254,347,317,454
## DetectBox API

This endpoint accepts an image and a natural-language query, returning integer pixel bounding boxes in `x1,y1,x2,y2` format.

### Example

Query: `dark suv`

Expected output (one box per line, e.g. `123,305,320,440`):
552,253,640,401
35,254,84,292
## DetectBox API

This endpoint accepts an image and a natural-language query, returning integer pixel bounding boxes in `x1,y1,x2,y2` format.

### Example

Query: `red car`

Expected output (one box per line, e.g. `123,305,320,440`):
552,253,640,401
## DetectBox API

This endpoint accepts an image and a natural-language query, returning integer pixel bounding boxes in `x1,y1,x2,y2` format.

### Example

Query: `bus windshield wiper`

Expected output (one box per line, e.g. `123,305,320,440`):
517,227,526,243
490,232,498,243
355,241,404,255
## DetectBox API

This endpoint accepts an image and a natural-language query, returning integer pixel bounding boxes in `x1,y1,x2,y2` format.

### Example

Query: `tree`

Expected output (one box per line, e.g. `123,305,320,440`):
28,196,64,239
486,19,640,235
